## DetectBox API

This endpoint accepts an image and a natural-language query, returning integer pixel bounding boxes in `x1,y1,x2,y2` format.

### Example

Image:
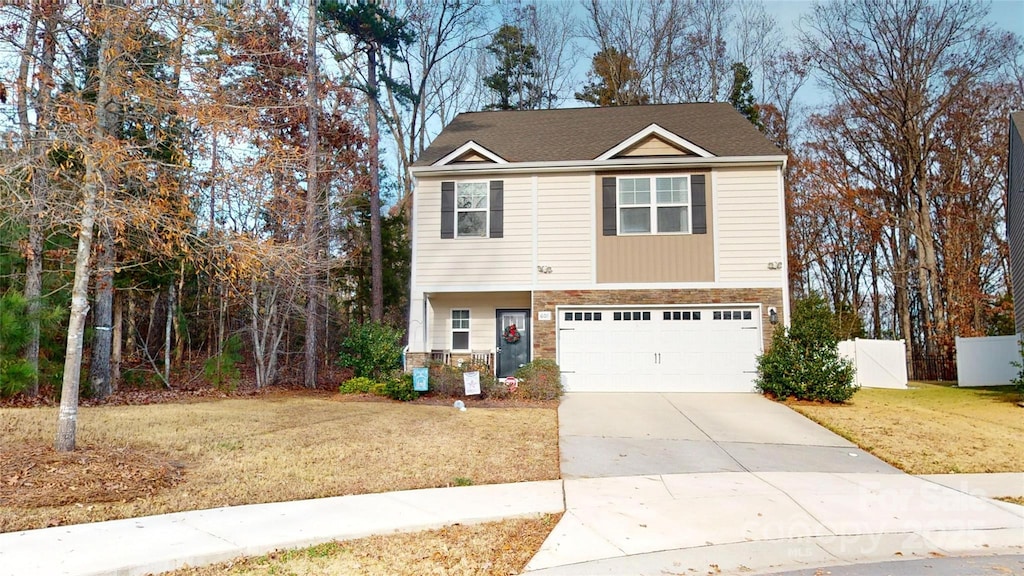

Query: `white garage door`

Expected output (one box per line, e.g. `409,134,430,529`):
558,306,762,392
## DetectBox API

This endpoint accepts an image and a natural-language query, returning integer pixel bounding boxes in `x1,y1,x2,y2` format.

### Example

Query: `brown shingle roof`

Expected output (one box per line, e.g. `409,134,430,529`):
414,102,781,166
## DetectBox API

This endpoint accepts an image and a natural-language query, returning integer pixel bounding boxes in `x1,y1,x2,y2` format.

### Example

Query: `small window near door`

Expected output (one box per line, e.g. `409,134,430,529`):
452,309,470,350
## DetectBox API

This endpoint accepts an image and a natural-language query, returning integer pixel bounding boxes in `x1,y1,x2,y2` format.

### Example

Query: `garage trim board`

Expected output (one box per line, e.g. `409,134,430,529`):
557,304,763,393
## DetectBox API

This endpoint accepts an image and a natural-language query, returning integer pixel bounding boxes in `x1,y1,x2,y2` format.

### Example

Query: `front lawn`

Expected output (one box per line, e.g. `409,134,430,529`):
0,393,559,533
789,382,1023,474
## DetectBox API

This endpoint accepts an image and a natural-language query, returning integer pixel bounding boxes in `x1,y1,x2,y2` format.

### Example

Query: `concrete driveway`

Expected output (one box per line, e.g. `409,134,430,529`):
523,393,1024,574
558,392,897,478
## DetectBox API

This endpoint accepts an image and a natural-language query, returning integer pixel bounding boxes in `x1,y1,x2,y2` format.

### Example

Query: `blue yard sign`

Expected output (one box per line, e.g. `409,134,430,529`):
412,367,429,392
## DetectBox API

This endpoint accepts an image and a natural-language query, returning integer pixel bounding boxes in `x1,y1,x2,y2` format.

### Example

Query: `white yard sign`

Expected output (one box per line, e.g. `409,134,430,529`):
463,371,481,395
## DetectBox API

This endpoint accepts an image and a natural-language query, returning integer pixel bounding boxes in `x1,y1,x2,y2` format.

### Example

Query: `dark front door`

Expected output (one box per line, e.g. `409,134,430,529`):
496,309,530,378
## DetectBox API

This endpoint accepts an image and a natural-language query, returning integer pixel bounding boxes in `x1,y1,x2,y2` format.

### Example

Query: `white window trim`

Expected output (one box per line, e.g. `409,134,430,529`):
455,181,488,238
616,174,692,235
451,308,470,351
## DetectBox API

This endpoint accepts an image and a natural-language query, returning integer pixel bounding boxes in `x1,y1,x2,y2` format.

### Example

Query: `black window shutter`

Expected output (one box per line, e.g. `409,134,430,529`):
602,177,617,236
441,181,455,239
691,174,707,234
489,181,503,238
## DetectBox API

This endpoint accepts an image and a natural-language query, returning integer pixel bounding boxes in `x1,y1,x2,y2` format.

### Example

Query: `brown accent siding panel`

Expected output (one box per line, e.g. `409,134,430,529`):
440,181,455,239
454,151,492,163
617,135,692,157
595,173,715,283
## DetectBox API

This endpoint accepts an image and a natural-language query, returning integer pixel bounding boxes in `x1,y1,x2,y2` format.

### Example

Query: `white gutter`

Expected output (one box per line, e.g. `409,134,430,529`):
410,154,789,176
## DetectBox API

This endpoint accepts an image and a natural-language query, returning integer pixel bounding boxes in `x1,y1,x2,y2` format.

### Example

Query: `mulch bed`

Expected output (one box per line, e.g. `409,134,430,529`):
0,443,184,510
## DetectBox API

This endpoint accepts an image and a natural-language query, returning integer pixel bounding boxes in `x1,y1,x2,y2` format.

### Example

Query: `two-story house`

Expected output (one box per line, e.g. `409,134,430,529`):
405,103,790,392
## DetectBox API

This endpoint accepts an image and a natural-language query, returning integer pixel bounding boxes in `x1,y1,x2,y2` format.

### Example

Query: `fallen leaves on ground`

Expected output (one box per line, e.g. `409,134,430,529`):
0,443,183,509
161,514,562,576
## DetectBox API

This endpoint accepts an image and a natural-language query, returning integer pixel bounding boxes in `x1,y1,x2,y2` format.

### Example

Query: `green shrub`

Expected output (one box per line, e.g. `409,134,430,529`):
0,291,36,397
339,322,403,380
338,376,376,394
513,359,564,400
756,294,858,403
426,362,465,397
203,334,243,391
381,372,419,401
424,360,500,398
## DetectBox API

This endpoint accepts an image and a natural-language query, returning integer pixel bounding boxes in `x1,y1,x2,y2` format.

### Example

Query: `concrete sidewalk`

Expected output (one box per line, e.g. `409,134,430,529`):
521,472,1024,575
0,481,564,576
0,472,1018,576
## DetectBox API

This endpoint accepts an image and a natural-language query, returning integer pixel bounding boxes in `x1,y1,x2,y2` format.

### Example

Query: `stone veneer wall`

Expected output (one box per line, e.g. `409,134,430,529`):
531,288,785,360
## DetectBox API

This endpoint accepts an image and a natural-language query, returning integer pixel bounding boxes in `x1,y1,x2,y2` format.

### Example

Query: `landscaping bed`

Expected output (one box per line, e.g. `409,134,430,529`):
789,382,1024,474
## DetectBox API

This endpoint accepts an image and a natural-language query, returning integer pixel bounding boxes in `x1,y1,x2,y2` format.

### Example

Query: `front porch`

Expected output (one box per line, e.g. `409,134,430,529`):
406,291,531,378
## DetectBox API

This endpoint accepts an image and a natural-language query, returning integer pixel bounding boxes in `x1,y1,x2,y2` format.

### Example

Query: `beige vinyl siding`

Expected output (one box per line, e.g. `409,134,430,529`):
427,292,531,352
415,176,533,287
716,167,784,283
536,172,593,284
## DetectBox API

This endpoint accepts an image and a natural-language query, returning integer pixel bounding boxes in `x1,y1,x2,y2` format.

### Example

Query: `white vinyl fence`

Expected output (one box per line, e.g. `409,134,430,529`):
837,338,908,389
955,335,1018,387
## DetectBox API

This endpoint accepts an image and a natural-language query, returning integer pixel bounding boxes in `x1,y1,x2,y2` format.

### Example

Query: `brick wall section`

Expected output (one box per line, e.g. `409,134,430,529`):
532,288,784,359
406,352,430,368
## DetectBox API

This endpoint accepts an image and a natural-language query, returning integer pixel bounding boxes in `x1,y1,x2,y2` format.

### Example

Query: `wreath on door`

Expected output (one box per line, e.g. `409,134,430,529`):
503,323,521,344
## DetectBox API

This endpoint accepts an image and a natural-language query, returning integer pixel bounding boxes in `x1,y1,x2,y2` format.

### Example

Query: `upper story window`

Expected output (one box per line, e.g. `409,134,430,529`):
456,182,488,237
441,180,504,239
602,174,704,237
618,175,690,235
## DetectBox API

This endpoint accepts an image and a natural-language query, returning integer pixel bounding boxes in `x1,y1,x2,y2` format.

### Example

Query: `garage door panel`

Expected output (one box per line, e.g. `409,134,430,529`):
558,306,761,393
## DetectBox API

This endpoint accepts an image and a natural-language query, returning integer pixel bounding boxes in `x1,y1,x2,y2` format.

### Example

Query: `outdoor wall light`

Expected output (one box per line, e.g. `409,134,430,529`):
768,307,779,325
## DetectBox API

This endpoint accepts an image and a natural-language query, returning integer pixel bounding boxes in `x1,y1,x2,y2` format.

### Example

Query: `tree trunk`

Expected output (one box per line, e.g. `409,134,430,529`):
870,245,881,339
17,6,40,396
173,265,185,364
304,0,320,389
126,291,137,359
164,282,174,386
368,47,384,322
218,284,226,354
146,291,159,354
89,227,115,399
56,0,121,452
894,226,914,379
55,180,96,452
112,291,122,386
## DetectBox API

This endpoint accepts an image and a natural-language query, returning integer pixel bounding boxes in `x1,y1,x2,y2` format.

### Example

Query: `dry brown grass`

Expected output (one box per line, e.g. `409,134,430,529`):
0,394,559,533
789,382,1024,474
160,514,561,576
